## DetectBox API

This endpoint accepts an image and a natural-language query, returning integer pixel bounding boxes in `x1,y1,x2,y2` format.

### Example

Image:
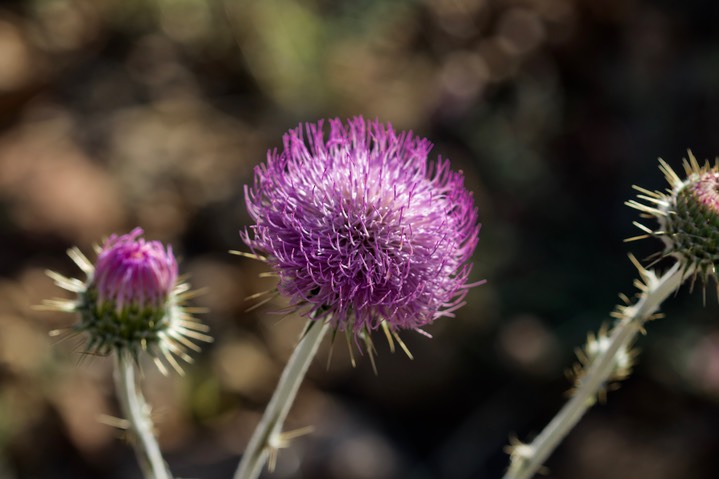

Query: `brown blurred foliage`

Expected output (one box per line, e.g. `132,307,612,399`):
2,0,719,478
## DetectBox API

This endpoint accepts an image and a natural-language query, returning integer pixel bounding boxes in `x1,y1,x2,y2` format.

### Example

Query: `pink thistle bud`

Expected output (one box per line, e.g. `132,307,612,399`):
44,228,211,374
93,228,178,312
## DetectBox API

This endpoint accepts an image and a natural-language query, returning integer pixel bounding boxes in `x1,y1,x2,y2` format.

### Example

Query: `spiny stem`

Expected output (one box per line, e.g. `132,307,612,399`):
114,352,171,479
503,261,686,479
234,318,331,479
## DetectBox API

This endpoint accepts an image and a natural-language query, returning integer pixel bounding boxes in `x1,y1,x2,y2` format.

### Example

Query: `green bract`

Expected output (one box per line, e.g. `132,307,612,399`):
628,152,719,290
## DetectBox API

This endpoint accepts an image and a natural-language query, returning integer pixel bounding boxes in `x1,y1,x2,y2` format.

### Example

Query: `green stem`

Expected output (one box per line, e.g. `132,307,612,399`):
234,319,331,479
114,352,171,479
503,261,686,479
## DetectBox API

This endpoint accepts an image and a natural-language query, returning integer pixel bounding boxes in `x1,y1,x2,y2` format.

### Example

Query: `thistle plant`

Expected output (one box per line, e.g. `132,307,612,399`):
234,117,482,479
503,152,719,479
44,228,210,479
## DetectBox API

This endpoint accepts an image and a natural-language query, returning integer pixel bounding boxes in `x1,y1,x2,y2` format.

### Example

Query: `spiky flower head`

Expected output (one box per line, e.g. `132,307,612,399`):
627,151,719,289
241,117,481,344
44,228,210,374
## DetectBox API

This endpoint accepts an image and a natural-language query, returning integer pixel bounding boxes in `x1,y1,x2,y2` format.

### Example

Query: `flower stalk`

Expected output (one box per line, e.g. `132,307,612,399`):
114,351,171,479
44,229,211,478
234,318,331,479
236,117,481,476
503,260,688,479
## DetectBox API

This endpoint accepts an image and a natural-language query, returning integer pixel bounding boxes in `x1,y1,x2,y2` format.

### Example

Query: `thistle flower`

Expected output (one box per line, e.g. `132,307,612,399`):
241,117,481,348
44,228,210,374
627,152,719,291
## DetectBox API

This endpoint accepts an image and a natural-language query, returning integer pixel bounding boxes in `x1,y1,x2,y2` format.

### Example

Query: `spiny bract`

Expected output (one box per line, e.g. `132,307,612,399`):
627,151,719,292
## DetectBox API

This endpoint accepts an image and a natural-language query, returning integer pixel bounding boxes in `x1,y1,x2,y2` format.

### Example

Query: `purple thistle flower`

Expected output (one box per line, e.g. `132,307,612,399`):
94,228,178,312
44,228,211,373
242,117,481,337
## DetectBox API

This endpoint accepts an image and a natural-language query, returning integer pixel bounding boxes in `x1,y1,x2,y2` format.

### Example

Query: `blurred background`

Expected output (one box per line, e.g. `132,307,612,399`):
2,0,719,478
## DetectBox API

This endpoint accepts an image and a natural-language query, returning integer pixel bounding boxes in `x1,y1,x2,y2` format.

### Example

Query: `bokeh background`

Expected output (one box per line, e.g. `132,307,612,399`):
2,0,719,478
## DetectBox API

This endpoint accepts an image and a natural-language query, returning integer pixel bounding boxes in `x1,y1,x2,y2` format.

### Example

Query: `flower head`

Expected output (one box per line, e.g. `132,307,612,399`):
44,227,210,374
627,151,719,289
94,229,178,312
241,117,481,341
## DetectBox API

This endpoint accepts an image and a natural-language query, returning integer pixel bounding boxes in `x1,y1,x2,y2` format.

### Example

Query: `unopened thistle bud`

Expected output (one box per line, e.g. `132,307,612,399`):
45,228,211,373
627,152,719,288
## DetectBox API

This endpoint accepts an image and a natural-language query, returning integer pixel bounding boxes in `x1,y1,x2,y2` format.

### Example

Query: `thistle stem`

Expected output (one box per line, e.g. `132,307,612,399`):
114,352,171,479
234,318,331,479
503,261,686,479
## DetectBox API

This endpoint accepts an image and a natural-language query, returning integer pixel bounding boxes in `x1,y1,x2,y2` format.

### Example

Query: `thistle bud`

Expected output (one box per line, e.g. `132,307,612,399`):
45,228,210,373
627,152,719,287
662,166,719,269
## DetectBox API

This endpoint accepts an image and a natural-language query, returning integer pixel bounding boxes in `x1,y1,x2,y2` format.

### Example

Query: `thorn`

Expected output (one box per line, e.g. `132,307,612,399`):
97,414,130,430
259,272,280,278
182,307,210,314
244,295,275,312
229,250,267,261
67,247,94,275
658,158,682,187
381,320,395,353
632,221,656,234
345,327,356,368
363,331,378,375
154,357,169,376
326,328,338,370
624,234,651,243
266,425,315,472
175,286,208,301
162,349,185,376
392,331,413,360
631,184,661,197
